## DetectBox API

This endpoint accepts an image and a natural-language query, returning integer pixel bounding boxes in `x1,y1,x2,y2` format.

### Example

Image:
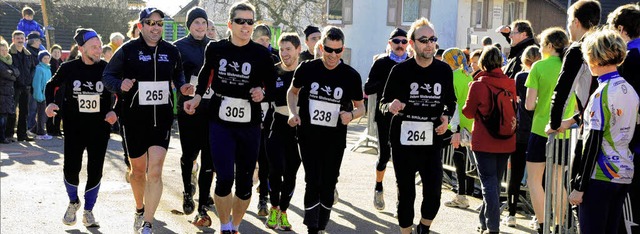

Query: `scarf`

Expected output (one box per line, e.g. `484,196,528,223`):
0,53,11,65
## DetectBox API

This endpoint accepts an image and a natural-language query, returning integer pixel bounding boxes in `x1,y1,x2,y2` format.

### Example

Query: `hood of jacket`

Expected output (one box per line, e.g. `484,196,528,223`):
9,43,31,56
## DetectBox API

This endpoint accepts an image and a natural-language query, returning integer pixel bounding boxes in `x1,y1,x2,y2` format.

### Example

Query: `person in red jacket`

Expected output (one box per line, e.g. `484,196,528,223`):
462,46,516,234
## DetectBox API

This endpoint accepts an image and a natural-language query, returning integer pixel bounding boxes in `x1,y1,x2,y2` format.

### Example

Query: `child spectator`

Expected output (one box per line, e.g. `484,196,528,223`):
16,6,45,50
32,50,52,140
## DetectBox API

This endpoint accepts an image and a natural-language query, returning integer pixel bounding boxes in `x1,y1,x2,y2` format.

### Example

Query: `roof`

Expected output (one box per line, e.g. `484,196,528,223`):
171,0,200,23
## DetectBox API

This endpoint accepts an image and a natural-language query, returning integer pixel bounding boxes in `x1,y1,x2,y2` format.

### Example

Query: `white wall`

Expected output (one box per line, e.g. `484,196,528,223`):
430,0,459,49
342,1,395,82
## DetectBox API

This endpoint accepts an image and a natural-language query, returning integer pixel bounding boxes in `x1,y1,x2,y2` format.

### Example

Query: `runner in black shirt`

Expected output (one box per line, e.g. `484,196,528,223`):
183,2,276,233
364,27,408,211
102,8,194,234
263,32,302,231
287,26,365,234
45,28,116,228
380,18,456,234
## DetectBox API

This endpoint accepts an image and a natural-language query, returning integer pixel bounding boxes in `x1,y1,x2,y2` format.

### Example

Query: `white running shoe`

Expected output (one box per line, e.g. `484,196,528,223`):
502,215,516,227
82,210,99,227
443,195,470,209
374,190,385,210
62,201,82,225
133,212,144,232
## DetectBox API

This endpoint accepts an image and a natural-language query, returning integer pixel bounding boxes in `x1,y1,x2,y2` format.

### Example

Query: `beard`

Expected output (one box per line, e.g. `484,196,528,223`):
417,49,434,60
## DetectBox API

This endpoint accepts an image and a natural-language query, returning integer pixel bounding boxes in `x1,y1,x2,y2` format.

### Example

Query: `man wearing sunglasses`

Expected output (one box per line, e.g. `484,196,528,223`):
182,2,276,234
103,7,194,234
286,26,365,234
363,27,408,212
380,18,456,234
497,20,537,79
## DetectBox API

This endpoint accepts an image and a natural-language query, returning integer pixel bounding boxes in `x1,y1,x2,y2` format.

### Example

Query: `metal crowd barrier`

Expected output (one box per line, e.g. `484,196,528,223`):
544,128,579,234
350,93,379,153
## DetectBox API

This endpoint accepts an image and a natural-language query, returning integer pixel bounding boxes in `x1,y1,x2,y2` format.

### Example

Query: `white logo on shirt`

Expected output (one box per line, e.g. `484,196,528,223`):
229,61,240,72
158,54,169,62
276,77,283,88
139,51,152,62
321,86,333,96
82,81,94,90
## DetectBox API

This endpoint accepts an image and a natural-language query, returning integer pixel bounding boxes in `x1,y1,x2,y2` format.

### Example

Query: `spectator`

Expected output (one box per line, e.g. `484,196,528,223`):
462,46,516,234
482,36,493,46
101,45,113,62
6,30,35,142
207,19,217,40
0,39,17,144
108,32,125,52
47,44,63,136
126,20,140,40
25,32,42,132
67,44,79,61
494,43,507,66
32,50,52,140
498,20,537,78
16,6,45,50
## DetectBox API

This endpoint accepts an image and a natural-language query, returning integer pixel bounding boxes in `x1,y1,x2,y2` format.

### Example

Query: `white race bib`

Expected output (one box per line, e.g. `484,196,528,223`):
190,75,214,99
219,96,251,123
138,81,169,105
260,102,270,122
78,94,100,113
309,99,340,127
400,121,433,146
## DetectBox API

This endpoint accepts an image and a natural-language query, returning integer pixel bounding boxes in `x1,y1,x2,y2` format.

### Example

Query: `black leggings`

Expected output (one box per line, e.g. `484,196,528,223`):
507,142,527,216
63,120,110,211
299,134,344,230
392,143,443,228
266,113,301,211
178,112,214,208
375,116,392,171
258,130,269,199
452,146,474,195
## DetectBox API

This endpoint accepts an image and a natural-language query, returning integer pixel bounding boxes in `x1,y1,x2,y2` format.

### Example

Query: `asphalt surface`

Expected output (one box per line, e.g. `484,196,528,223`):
0,118,536,233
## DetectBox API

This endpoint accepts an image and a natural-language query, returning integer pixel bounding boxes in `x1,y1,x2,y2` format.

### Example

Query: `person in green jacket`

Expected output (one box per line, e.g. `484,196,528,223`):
441,48,475,209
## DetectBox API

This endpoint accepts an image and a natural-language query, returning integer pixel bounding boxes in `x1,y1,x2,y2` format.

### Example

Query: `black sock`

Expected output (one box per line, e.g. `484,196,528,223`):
136,206,145,214
308,228,319,234
375,182,383,191
537,223,544,234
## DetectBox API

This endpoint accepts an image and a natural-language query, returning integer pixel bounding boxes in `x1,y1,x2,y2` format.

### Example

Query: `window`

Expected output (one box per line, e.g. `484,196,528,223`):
471,0,492,29
402,0,420,25
388,0,431,27
327,0,342,23
503,0,524,25
327,0,353,24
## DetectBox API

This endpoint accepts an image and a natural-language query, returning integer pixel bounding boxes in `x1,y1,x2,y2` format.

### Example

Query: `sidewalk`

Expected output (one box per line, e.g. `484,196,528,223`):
0,118,535,233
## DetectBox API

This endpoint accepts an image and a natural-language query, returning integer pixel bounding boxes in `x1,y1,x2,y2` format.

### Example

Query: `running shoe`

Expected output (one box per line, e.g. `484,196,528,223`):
192,210,212,227
62,201,81,225
138,221,152,234
443,195,470,209
502,215,516,227
266,207,279,229
183,192,195,215
374,190,385,210
82,210,99,227
257,198,268,216
278,211,292,231
133,211,144,232
36,134,53,140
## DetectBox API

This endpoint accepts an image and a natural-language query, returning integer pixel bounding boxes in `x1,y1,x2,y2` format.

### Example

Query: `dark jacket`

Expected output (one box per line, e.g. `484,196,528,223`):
102,37,186,128
462,68,516,153
173,34,210,113
364,55,402,121
501,32,537,79
9,44,34,88
0,59,18,114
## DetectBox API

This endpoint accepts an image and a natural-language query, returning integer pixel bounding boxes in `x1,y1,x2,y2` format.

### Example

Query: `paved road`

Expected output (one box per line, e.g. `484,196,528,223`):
1,118,535,233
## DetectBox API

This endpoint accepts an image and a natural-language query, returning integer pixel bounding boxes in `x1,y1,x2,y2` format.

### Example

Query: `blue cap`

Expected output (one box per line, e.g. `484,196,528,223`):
139,7,165,21
38,50,51,62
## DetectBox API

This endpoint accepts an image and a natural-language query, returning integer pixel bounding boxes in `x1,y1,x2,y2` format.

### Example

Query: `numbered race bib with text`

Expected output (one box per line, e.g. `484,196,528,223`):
309,99,340,127
190,75,214,99
138,81,170,105
219,96,251,123
78,94,100,113
261,102,270,122
400,121,433,146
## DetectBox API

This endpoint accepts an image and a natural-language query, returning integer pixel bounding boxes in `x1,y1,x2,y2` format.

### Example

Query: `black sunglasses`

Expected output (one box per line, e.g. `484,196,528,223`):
390,38,408,44
142,19,164,27
232,18,255,25
323,46,343,54
416,36,438,44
